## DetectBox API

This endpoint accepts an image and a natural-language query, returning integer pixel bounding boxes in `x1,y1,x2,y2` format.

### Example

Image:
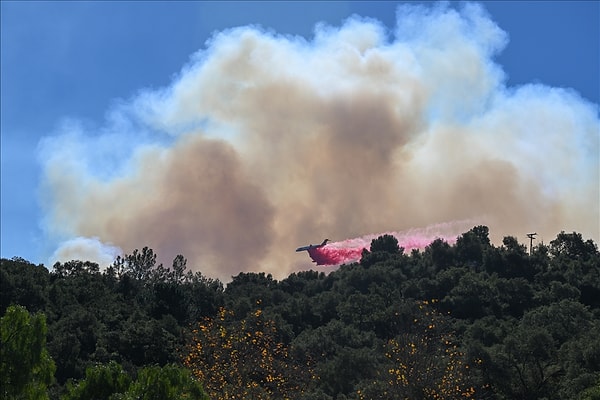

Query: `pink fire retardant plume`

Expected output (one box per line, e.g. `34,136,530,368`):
306,222,469,266
307,246,364,266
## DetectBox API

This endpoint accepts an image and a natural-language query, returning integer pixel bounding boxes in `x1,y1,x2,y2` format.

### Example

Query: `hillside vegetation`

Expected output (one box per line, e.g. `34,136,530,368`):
2,226,599,399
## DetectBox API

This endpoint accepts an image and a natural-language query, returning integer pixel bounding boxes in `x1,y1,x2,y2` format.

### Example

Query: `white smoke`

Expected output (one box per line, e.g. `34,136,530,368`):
49,236,122,271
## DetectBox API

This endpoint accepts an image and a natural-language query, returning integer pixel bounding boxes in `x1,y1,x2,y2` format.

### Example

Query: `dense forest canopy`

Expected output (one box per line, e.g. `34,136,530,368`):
1,226,599,399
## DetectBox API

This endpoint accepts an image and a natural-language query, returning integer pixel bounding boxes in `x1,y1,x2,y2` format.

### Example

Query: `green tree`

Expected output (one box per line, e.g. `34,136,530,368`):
1,257,49,315
360,235,403,268
455,225,491,269
357,300,477,400
580,378,600,400
52,260,100,278
550,231,598,260
495,236,534,279
441,271,502,320
493,326,560,399
423,239,455,272
114,247,159,282
61,361,131,400
171,254,187,284
61,362,208,400
370,234,401,254
1,305,56,399
185,306,312,399
292,319,378,397
123,364,209,400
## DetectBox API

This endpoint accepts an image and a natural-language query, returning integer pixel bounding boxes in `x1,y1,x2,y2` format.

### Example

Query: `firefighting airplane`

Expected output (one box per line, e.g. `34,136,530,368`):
295,239,330,252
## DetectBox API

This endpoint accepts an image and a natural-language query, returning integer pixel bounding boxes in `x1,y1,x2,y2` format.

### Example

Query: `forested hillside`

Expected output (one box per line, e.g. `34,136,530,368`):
2,226,599,399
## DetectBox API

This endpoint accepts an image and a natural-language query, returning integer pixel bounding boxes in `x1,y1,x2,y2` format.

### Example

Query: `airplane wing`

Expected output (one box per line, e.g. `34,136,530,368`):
296,245,312,252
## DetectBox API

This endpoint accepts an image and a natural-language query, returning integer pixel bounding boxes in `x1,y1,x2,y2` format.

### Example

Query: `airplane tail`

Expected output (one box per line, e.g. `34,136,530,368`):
321,239,330,246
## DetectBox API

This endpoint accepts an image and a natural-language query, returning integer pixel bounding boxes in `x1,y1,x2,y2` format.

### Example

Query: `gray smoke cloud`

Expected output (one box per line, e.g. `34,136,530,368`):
39,3,599,281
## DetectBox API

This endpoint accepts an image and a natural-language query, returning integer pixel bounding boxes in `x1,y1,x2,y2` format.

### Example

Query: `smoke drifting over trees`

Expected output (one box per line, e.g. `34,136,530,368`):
39,3,599,280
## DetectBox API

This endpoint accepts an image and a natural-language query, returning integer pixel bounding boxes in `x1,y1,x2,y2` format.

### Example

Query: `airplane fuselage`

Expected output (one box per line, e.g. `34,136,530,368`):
295,239,330,252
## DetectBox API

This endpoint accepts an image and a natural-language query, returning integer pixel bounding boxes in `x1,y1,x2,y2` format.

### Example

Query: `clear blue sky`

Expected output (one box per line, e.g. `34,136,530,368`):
1,1,599,264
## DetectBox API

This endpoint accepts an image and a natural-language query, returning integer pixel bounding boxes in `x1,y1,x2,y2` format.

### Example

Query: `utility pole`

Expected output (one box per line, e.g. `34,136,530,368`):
526,233,537,255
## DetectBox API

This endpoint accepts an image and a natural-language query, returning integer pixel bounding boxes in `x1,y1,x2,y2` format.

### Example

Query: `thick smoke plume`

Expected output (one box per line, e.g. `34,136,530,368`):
39,3,599,281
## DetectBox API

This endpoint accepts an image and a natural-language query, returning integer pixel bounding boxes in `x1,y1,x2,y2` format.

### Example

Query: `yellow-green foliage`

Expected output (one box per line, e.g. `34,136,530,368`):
185,303,312,399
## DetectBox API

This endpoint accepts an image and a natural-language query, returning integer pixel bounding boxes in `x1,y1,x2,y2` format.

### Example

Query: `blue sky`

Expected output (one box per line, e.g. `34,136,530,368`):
1,1,599,268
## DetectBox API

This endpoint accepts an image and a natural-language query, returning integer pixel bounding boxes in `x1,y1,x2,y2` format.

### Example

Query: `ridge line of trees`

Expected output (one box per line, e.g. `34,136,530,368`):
2,227,599,399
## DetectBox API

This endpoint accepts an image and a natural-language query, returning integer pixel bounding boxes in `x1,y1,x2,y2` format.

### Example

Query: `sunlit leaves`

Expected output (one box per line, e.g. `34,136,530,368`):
358,301,477,400
185,304,312,399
